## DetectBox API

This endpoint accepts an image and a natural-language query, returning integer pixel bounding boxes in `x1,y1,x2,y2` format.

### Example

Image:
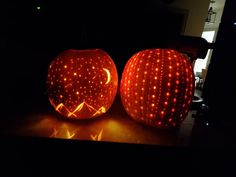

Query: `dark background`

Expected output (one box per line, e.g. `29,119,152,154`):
1,0,236,176
203,0,236,123
2,0,187,116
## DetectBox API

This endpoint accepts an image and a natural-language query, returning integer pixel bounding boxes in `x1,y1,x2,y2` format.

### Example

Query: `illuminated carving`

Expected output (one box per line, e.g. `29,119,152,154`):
103,68,111,84
120,49,195,128
47,49,118,119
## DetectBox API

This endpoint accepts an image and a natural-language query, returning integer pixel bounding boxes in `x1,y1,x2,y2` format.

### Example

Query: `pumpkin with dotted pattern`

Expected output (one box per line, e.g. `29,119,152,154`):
120,49,195,128
47,49,118,119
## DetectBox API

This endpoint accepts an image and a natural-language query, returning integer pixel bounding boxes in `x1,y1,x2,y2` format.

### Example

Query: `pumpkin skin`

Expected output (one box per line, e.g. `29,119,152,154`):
120,49,195,128
47,49,118,119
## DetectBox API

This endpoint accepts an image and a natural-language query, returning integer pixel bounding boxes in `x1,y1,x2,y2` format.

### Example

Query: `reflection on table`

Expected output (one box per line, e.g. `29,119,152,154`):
1,96,195,146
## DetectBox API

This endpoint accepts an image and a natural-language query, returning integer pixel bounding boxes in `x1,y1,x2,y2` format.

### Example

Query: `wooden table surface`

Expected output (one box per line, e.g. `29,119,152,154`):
0,94,195,147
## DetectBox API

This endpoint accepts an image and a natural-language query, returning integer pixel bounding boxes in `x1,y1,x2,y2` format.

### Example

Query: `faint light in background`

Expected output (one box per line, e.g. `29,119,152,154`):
194,30,215,74
234,22,236,26
205,1,217,23
206,122,209,126
36,6,41,10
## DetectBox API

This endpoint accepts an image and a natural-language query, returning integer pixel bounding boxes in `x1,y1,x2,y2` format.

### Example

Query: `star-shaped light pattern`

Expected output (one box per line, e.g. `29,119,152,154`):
47,49,118,119
120,49,195,128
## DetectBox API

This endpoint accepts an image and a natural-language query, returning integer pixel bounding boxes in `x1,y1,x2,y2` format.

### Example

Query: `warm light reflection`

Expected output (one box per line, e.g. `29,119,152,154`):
90,129,103,141
50,126,79,139
49,125,104,141
9,112,188,146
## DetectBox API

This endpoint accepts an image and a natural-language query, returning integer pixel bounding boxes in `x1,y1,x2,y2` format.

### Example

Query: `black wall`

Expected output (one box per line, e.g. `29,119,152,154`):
2,0,187,116
203,0,236,122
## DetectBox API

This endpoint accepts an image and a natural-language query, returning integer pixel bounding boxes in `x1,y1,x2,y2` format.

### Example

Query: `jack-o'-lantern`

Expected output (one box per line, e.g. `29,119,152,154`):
47,49,118,119
120,49,194,128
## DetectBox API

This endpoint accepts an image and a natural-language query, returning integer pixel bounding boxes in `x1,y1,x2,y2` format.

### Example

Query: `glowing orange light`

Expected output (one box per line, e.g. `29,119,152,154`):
50,126,79,139
47,49,118,119
90,129,103,141
120,49,195,128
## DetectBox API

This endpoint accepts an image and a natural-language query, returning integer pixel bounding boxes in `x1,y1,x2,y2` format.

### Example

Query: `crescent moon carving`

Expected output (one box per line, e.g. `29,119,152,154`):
103,68,111,84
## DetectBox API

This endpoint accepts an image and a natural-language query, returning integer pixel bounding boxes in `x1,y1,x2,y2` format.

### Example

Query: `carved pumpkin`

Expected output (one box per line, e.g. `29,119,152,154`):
120,49,194,128
47,49,118,119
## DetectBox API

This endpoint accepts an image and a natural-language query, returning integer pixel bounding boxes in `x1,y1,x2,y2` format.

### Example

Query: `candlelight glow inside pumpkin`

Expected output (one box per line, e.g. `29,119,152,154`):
47,49,118,119
120,49,195,128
